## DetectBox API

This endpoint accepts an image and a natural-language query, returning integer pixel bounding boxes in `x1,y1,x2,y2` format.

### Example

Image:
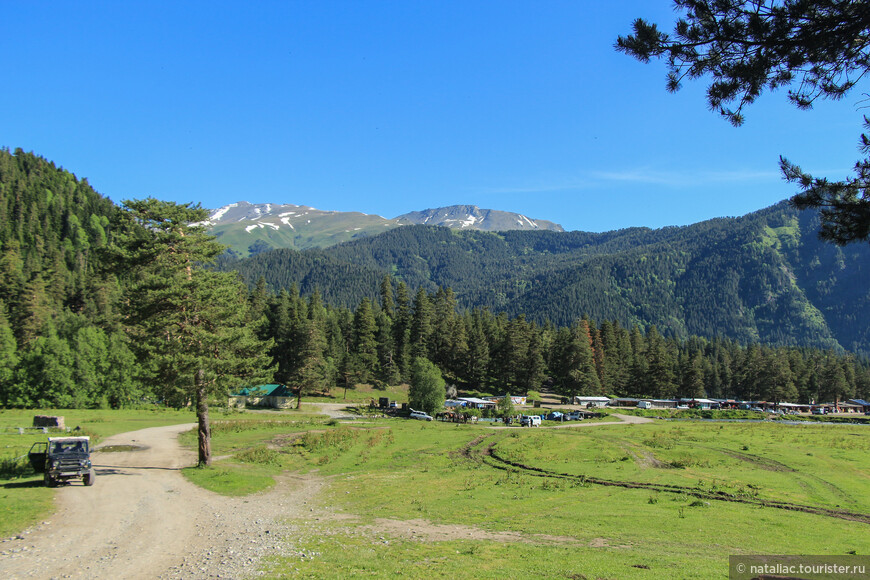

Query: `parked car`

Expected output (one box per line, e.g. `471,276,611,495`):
564,411,583,421
28,436,95,487
520,415,542,427
409,411,433,421
637,401,653,409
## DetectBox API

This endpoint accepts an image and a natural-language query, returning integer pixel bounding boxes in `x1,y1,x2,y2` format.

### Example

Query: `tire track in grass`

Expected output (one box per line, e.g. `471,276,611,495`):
702,445,858,507
460,434,870,525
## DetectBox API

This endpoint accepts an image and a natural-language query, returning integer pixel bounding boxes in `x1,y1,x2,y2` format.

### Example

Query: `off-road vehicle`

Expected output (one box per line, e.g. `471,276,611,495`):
28,436,95,487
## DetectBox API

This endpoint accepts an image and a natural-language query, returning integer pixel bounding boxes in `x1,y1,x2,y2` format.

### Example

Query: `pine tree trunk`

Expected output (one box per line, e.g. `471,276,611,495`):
196,370,211,467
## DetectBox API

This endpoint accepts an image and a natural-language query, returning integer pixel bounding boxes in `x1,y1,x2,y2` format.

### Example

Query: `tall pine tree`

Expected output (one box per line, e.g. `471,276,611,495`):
119,199,273,466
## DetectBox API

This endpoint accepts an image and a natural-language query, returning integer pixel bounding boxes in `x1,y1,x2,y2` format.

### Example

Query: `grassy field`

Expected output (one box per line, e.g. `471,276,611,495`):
4,408,868,578
0,407,196,538
301,382,410,404
182,414,870,579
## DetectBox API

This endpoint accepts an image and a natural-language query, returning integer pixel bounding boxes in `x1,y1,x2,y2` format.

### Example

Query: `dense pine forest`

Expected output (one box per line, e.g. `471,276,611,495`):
1,148,868,409
223,207,870,357
253,279,870,405
0,148,137,408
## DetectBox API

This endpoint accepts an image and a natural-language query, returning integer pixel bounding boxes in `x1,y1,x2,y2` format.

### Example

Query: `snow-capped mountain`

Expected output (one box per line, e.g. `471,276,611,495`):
396,205,563,232
203,201,563,255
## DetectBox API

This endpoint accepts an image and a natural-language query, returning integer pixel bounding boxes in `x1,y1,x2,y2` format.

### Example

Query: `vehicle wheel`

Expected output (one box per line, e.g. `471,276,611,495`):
44,474,56,488
83,469,95,486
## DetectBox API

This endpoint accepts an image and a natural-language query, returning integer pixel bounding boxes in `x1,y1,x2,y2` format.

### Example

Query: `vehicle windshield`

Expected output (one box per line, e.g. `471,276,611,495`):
50,441,88,454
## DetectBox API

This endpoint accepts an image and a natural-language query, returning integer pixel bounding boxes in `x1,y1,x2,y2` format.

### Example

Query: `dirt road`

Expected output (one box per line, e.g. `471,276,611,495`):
0,424,325,580
0,412,649,579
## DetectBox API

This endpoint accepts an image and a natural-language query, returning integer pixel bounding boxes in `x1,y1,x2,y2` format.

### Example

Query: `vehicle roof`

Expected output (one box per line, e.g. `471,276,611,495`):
47,436,90,443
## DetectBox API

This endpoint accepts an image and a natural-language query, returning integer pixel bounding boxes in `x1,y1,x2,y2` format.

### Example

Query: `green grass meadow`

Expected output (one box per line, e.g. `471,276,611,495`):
2,408,868,578
183,415,870,579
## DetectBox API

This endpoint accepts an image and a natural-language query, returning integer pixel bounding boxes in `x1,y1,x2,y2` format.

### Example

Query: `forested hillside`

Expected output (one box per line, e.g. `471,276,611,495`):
0,148,138,407
225,203,870,356
255,282,870,406
1,149,868,411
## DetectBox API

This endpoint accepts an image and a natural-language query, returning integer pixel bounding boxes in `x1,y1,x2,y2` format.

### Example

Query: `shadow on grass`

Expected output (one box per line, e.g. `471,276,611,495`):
2,478,44,489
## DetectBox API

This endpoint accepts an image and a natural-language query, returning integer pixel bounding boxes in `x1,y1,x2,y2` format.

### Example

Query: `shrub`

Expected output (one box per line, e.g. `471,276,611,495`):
0,455,31,479
236,445,282,466
301,427,359,452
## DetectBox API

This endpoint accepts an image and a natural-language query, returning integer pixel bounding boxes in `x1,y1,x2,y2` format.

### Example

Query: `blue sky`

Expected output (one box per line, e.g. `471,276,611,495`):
2,1,866,232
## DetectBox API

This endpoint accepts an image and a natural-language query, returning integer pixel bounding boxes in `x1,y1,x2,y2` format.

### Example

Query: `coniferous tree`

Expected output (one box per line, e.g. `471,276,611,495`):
267,290,295,388
430,287,458,371
119,198,273,466
627,325,649,397
600,320,632,396
379,275,394,318
16,275,52,348
646,326,676,398
819,354,853,404
465,310,491,388
375,310,400,386
409,288,433,359
248,276,270,327
293,317,327,408
0,304,19,407
393,281,412,380
618,1,870,245
352,298,379,384
738,344,764,401
760,349,798,404
519,325,546,394
553,321,601,402
591,321,606,385
309,290,335,392
0,242,25,317
678,350,707,399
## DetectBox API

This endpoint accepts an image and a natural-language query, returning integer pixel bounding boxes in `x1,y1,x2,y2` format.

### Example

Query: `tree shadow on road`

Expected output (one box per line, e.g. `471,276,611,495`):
93,465,189,473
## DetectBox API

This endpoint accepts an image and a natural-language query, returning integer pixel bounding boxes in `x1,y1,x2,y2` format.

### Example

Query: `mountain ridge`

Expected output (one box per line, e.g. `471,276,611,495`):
396,205,563,232
201,201,563,255
220,200,870,357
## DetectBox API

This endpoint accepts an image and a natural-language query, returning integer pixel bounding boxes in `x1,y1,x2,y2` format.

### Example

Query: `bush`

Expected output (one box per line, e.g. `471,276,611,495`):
236,445,282,466
409,357,445,415
301,427,359,452
0,455,31,479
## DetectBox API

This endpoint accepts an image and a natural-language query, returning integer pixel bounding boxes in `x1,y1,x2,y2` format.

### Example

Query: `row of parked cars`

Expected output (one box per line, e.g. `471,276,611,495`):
544,411,586,421
409,409,595,424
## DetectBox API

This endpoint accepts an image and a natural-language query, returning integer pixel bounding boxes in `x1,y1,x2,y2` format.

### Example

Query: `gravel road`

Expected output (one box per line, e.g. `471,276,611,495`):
0,424,325,580
0,411,651,579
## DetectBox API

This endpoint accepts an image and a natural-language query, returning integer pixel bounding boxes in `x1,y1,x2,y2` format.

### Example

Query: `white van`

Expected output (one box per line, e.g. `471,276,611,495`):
637,401,653,410
520,415,542,427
